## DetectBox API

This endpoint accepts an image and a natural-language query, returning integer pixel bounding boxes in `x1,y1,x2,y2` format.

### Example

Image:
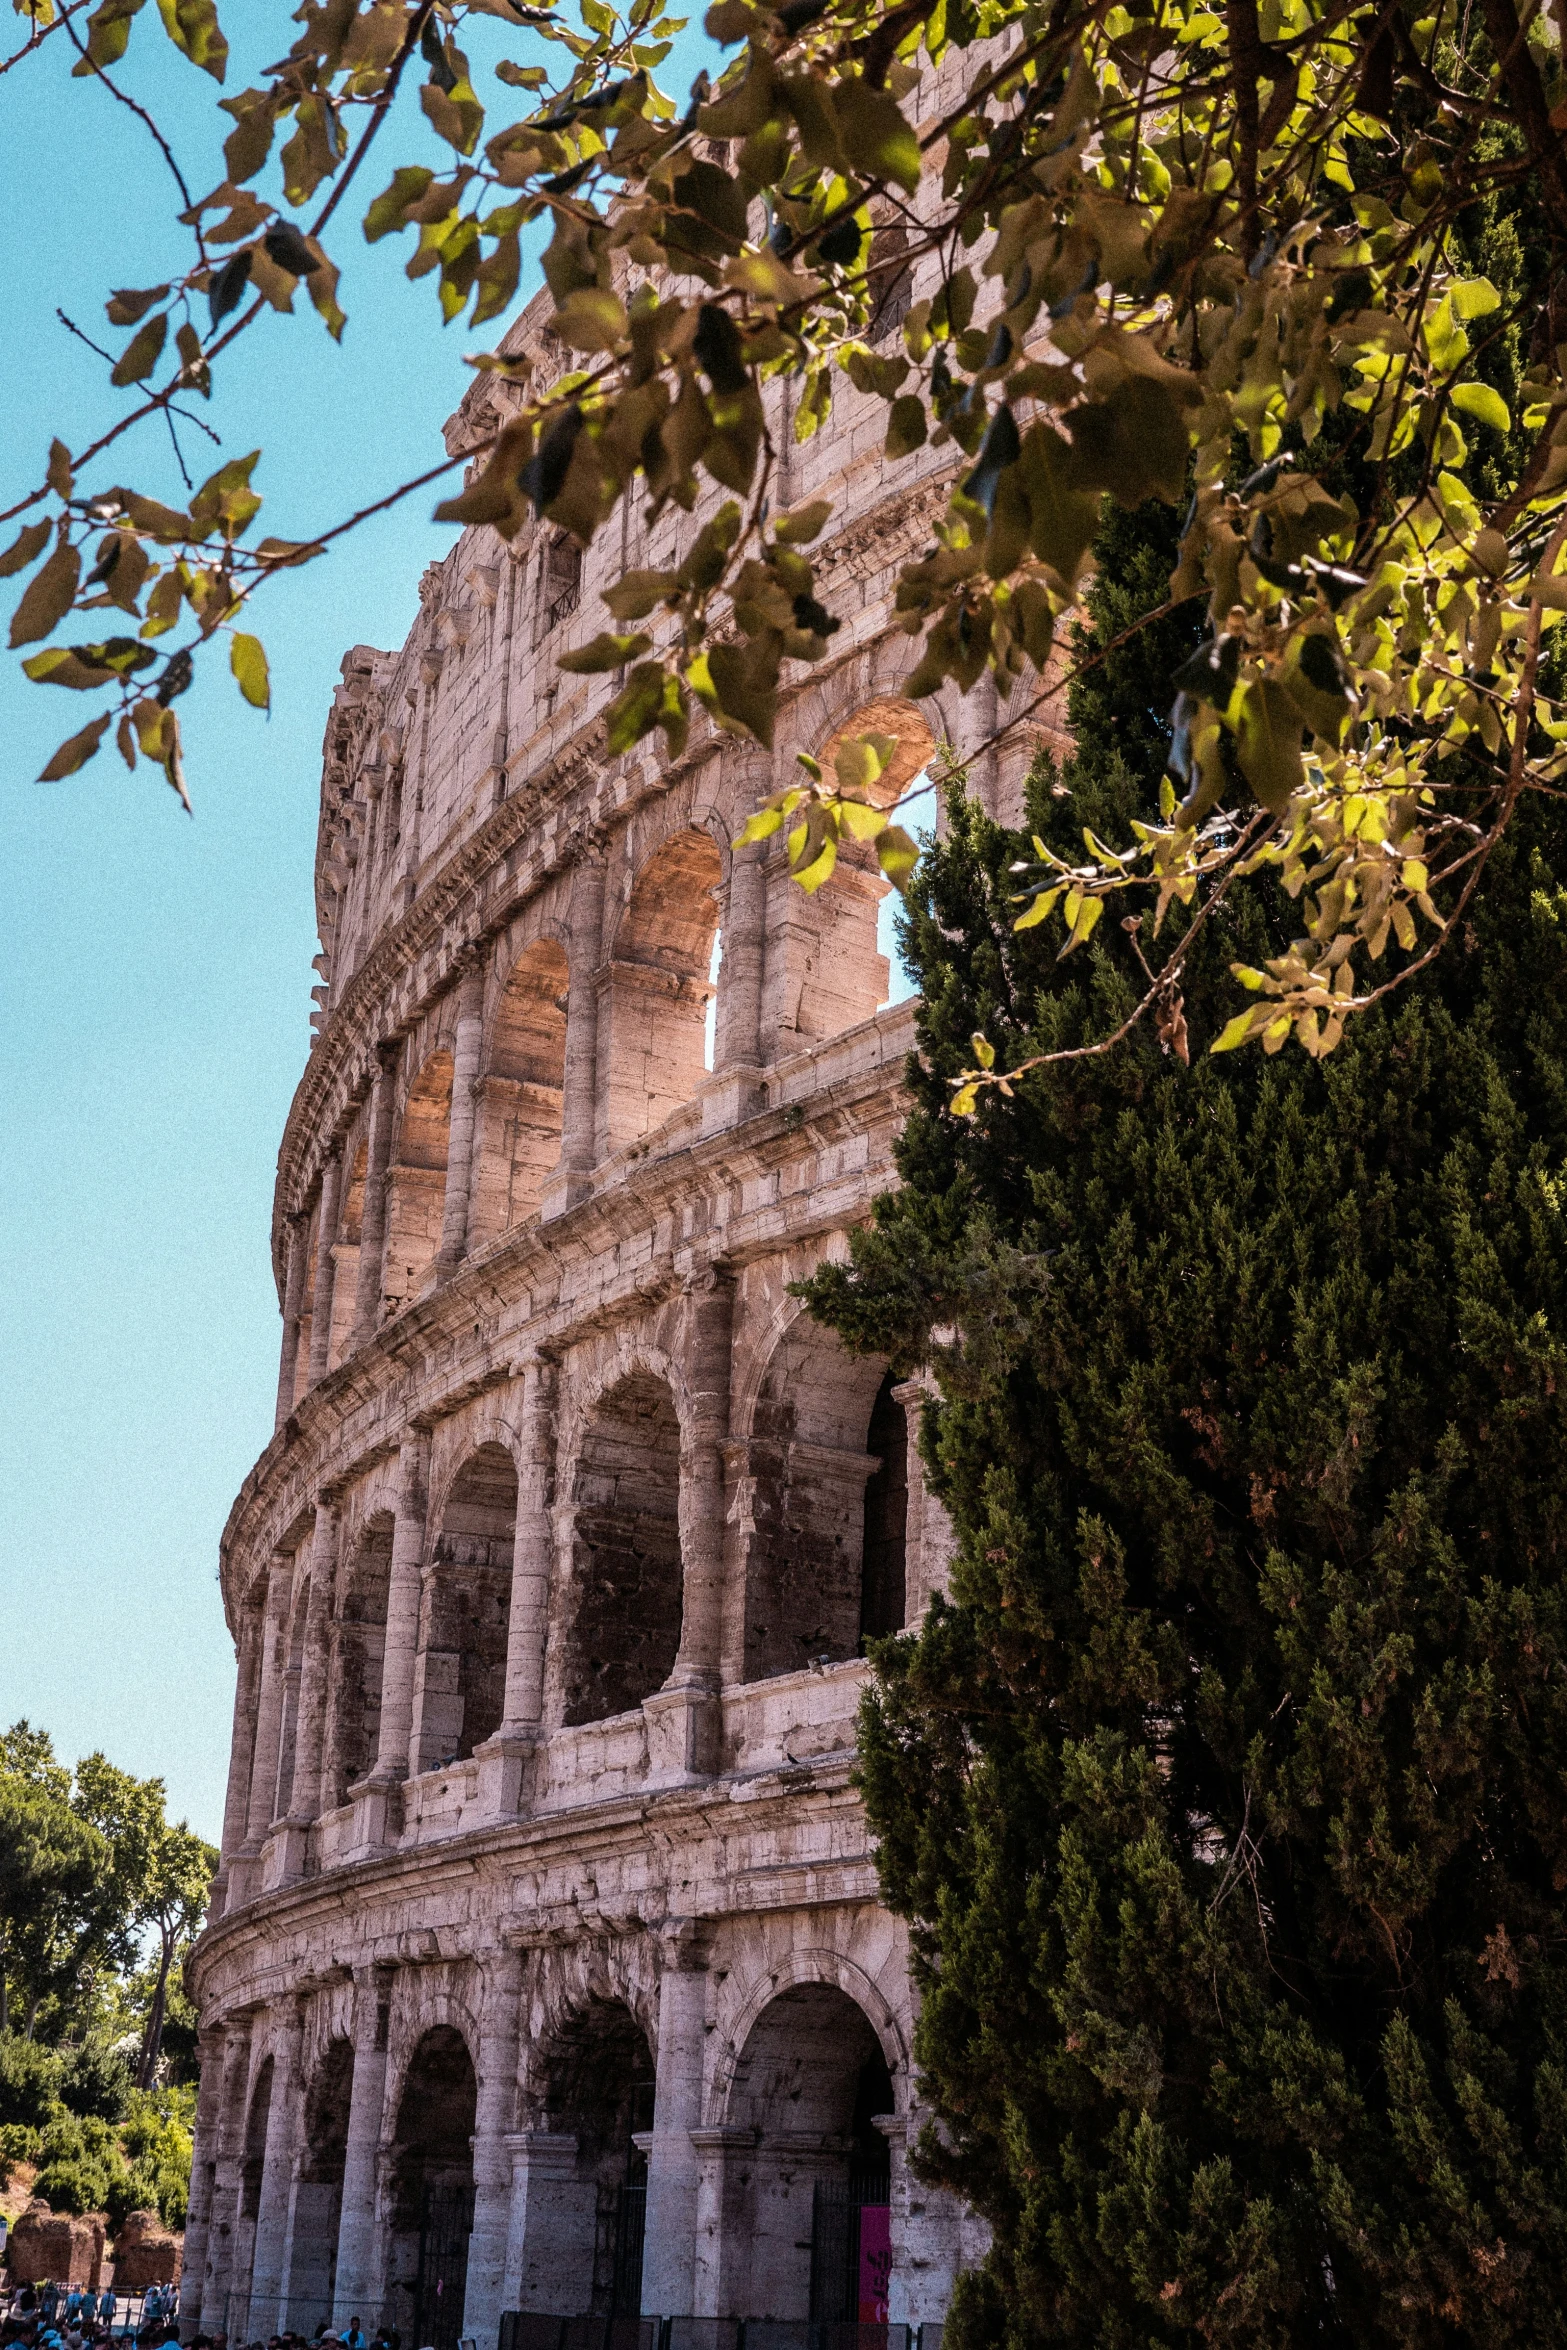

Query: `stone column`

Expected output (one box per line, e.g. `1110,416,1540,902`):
541,849,606,1219
274,1212,309,1430
639,1922,709,2317
272,1500,339,1876
462,1947,524,2349
875,2110,965,2325
180,2025,226,2336
371,1434,430,1791
306,1151,344,1389
212,1601,264,1915
646,1268,732,1780
201,2022,256,2339
352,1044,400,1350
892,1375,956,1624
702,841,766,1133
500,2133,594,2315
332,1966,395,2328
435,954,488,1284
690,2127,757,2318
247,2001,305,2338
234,1557,295,1899
476,1359,557,1821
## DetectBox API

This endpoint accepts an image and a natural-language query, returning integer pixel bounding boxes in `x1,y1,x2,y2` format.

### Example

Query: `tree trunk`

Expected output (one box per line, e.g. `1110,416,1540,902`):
137,1922,174,2090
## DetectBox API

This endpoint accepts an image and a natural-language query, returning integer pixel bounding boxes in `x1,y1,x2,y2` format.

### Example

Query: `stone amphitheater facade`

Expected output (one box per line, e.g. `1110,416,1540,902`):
186,222,1067,2350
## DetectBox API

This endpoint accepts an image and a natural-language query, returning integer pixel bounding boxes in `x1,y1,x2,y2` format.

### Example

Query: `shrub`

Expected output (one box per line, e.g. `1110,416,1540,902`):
106,2160,160,2232
33,2158,106,2217
58,2039,131,2124
0,2036,62,2130
0,2117,40,2182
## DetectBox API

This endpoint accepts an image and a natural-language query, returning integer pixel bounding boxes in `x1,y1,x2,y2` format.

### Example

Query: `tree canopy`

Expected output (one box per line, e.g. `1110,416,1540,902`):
0,1720,215,2085
2,0,1564,1069
796,497,1567,2342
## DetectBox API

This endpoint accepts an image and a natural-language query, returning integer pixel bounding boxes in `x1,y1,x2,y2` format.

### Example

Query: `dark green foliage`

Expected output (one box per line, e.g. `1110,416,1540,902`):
805,535,1567,2343
58,2036,132,2124
0,2034,63,2129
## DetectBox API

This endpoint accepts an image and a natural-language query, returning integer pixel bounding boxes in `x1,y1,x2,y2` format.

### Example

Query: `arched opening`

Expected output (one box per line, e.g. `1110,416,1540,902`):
867,217,915,344
599,830,722,1158
293,1216,319,1410
860,1374,909,1646
329,1138,367,1369
742,1332,898,1681
283,2038,354,2330
767,700,934,1050
724,1986,896,2323
240,2055,274,2225
560,1373,683,1728
384,1049,453,1315
517,2001,655,2318
273,1579,309,1821
470,939,568,1245
387,2027,477,2350
541,532,583,634
323,1516,393,1808
413,1444,518,1773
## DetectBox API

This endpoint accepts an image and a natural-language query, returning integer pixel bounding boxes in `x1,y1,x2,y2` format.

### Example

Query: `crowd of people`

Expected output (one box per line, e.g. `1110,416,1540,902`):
0,2298,409,2350
1,2280,180,2350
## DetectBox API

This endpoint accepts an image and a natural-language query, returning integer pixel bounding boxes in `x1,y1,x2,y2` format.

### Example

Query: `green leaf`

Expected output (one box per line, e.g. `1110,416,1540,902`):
886,395,927,459
1449,277,1501,320
1232,677,1305,812
1065,376,1191,507
604,659,673,753
188,450,262,540
106,285,170,327
154,0,228,79
557,631,653,673
38,714,112,782
1211,1008,1261,1053
0,521,52,578
364,167,436,243
1451,381,1511,434
773,499,833,546
77,0,148,74
230,631,269,709
10,538,80,647
834,76,922,193
110,312,167,387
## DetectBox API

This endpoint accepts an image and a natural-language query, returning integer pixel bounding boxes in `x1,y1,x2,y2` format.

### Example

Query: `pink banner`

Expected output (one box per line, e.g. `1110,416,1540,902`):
858,2205,891,2323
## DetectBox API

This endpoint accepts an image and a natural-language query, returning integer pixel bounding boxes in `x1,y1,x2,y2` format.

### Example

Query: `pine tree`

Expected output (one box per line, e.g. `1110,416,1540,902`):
804,525,1567,2343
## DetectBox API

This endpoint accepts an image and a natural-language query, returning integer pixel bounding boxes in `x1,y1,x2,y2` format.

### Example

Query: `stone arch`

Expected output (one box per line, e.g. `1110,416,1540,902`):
598,827,723,1157
283,2035,354,2328
470,934,570,1245
737,1313,898,1681
273,1571,311,1821
514,1995,656,2320
413,1442,518,1772
710,1962,904,2324
328,1133,368,1371
709,1947,909,2127
385,2023,478,2350
759,688,935,1056
555,1367,684,1728
321,1511,394,1809
240,2052,274,2224
383,1046,453,1315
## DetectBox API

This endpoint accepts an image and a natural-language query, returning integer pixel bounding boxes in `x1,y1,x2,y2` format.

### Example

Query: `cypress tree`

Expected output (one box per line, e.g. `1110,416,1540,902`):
803,523,1567,2342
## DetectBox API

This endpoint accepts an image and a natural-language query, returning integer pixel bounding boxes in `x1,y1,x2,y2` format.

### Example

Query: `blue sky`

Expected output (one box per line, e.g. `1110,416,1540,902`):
0,5,925,1845
0,11,573,1840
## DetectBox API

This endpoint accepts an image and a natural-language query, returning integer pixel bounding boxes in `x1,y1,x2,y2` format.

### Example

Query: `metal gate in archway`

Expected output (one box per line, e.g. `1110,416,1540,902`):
416,2179,476,2350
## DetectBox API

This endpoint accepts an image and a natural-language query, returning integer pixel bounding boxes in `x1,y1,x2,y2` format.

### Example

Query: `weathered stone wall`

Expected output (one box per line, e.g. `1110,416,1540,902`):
188,176,1056,2346
7,2203,106,2291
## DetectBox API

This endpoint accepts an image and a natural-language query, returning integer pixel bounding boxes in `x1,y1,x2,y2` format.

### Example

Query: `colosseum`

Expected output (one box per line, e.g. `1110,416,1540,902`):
186,245,1062,2350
